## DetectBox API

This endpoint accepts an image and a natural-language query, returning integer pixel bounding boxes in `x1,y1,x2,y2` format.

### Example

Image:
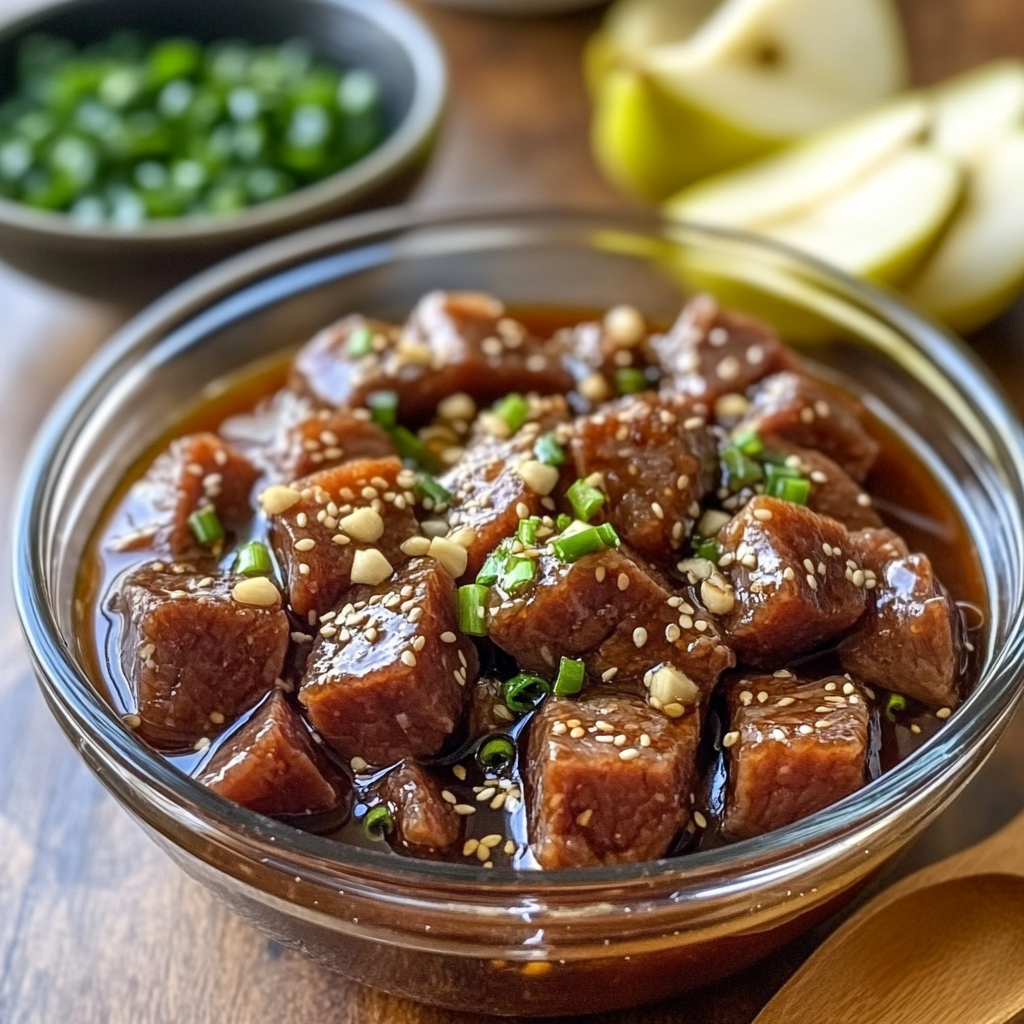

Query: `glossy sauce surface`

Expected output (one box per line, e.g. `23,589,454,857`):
75,308,987,869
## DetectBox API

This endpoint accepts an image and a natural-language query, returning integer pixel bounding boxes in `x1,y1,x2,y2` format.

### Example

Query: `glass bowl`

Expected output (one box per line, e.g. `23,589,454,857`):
13,208,1024,1016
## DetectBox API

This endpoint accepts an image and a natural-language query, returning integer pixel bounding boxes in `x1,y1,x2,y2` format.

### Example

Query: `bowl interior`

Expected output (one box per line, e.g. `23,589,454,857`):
17,210,1024,902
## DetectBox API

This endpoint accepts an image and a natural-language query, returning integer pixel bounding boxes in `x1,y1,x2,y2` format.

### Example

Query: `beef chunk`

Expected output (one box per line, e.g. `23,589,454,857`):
736,372,879,482
570,393,718,566
113,433,259,557
292,293,572,425
299,558,477,764
487,547,733,696
272,406,395,482
723,673,869,840
440,396,571,579
266,456,420,619
717,497,867,666
839,538,966,710
198,691,343,817
380,761,461,851
118,566,289,746
527,690,701,868
650,295,798,409
469,677,517,736
289,314,401,410
774,444,883,531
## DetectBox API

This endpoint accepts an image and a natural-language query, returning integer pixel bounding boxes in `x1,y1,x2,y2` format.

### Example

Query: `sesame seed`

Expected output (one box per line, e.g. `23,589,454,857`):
453,764,467,781
776,697,795,707
936,707,952,719
570,727,585,739
693,811,708,828
806,574,818,590
453,805,477,815
601,667,619,682
633,626,648,648
798,724,814,735
576,809,594,827
441,790,457,804
463,839,480,857
619,748,640,761
753,508,773,522
722,731,740,748
477,788,497,802
617,573,630,591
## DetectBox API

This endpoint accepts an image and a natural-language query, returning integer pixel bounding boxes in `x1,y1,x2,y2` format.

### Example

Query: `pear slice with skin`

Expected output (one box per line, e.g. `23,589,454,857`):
767,147,962,284
907,132,1024,333
665,96,930,229
931,60,1024,165
643,0,907,138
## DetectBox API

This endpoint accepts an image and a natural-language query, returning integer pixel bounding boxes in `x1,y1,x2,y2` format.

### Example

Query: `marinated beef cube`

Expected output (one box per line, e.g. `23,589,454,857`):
272,406,395,482
118,566,290,745
847,526,909,565
570,393,717,565
299,558,477,764
469,677,517,736
292,293,572,425
198,691,343,817
380,761,461,851
289,314,401,410
556,305,651,400
775,444,883,531
839,544,966,710
267,456,419,619
717,497,867,666
114,433,259,557
736,372,879,482
488,547,733,695
722,673,869,840
440,397,571,579
650,295,799,409
527,690,701,868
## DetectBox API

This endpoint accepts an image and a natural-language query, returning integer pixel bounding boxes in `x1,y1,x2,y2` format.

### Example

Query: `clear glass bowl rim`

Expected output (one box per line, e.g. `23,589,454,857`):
13,205,1024,903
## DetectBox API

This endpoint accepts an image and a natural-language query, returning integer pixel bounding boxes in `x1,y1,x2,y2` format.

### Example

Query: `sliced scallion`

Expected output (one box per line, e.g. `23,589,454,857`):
517,516,539,546
695,537,720,564
346,324,374,358
567,478,605,522
768,475,810,505
366,389,398,428
235,540,271,576
476,545,509,587
476,734,516,772
885,693,907,723
499,555,537,595
552,525,604,563
493,392,529,434
392,425,429,467
188,507,224,547
502,673,550,714
596,522,620,548
533,432,566,466
732,428,763,457
552,656,585,696
362,804,394,841
722,446,763,490
556,513,572,532
418,473,452,506
615,366,647,395
458,583,489,636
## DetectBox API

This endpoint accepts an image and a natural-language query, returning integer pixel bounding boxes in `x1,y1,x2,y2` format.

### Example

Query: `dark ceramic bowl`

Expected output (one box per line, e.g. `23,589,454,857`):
0,0,446,304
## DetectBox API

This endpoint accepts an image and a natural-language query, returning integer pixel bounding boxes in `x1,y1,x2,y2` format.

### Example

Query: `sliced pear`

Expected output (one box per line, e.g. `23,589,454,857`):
588,0,908,200
931,60,1024,165
644,0,908,138
907,132,1024,332
591,67,776,202
767,148,961,283
665,96,930,228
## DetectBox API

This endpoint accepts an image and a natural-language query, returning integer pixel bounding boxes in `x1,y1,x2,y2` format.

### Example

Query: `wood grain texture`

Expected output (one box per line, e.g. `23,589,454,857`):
1,1,1023,1022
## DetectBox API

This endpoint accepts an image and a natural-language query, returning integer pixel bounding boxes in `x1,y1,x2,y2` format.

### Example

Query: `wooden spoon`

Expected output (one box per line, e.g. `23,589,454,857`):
753,809,1024,1024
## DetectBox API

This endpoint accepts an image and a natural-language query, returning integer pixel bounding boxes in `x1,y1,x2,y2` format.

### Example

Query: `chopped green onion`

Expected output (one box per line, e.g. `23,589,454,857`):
502,673,550,714
476,734,517,772
188,507,224,547
517,517,540,545
616,367,647,395
552,525,605,563
366,389,398,428
567,478,605,522
556,513,572,532
553,656,585,696
499,555,537,595
596,522,620,548
235,540,271,576
362,804,393,841
764,462,801,489
885,693,907,723
476,545,509,587
767,475,810,505
533,432,566,466
458,583,489,636
695,538,720,564
346,324,373,358
732,428,763,457
722,446,763,490
418,473,452,506
392,425,429,467
493,392,529,434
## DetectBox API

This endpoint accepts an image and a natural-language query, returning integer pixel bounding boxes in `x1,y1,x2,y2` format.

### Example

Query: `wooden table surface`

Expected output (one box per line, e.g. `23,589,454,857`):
2,1,1024,1022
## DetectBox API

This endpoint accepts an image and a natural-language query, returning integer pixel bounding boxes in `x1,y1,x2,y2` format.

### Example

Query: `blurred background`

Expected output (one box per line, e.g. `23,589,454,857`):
1,1,1023,1022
